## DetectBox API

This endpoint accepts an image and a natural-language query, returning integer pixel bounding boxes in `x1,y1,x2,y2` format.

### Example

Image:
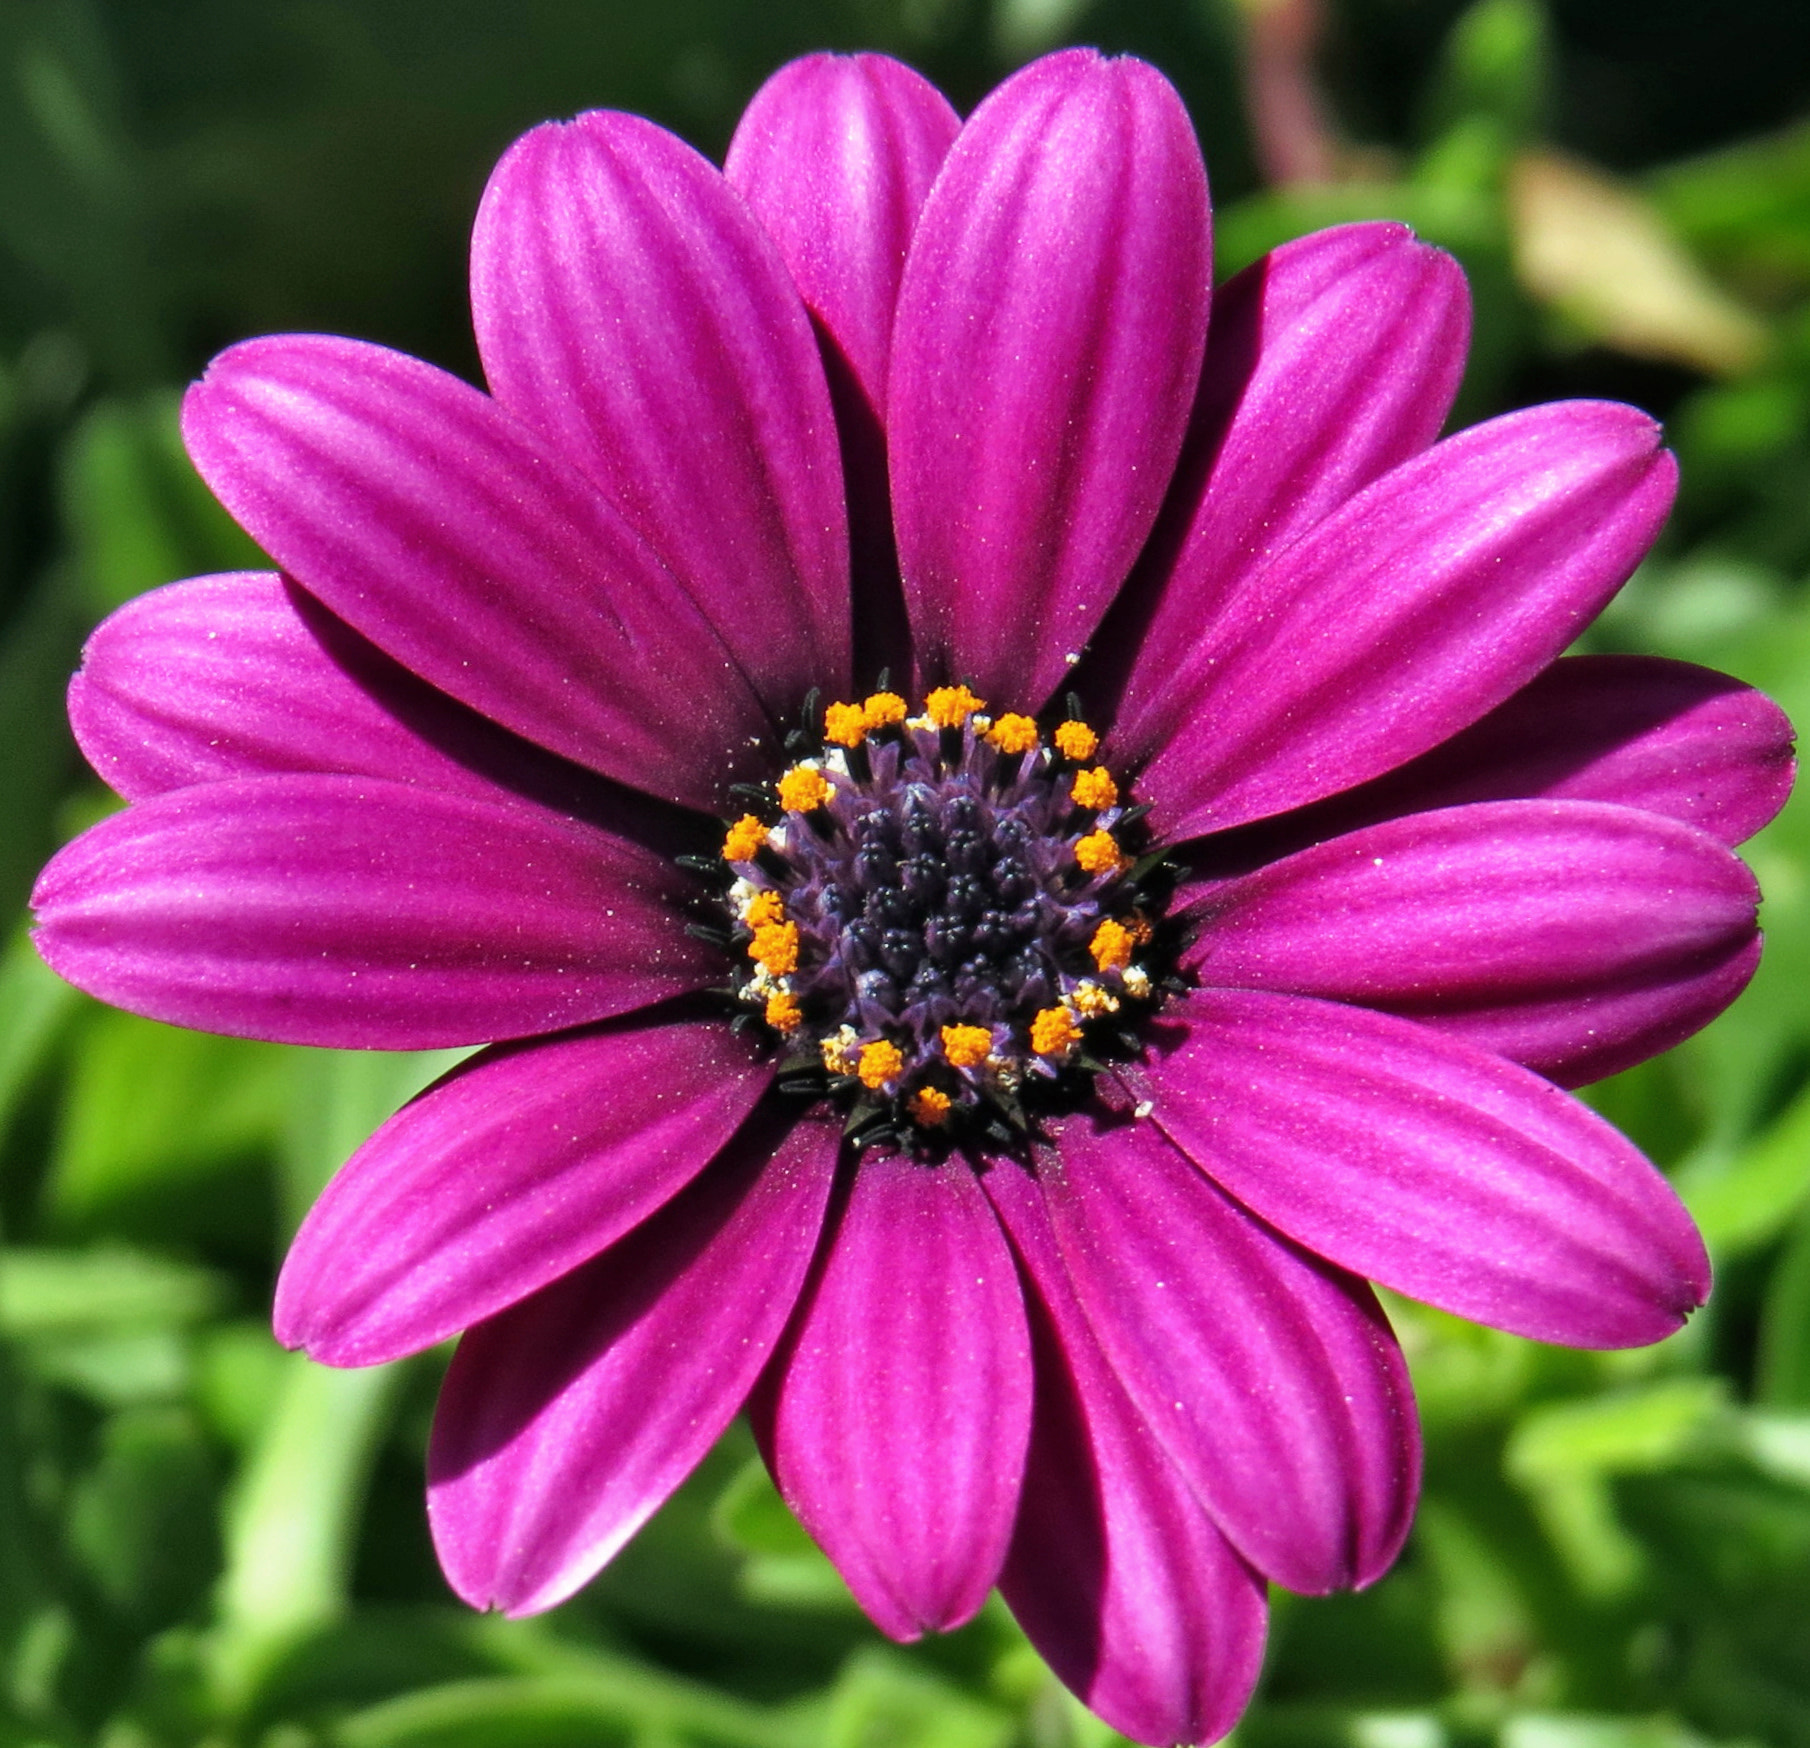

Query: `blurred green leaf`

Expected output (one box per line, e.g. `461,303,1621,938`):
68,1405,219,1626
46,1008,289,1248
0,1244,223,1334
823,1649,1011,1748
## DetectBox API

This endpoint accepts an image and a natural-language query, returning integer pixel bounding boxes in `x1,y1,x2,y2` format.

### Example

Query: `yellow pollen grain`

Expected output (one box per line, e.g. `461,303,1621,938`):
940,1024,993,1069
1071,766,1118,810
1128,912,1154,946
908,1086,953,1127
764,991,803,1033
821,1028,860,1075
823,701,868,747
1075,829,1126,877
723,814,768,862
858,1039,905,1090
749,920,799,975
777,765,833,813
1090,918,1135,971
1054,719,1098,761
1031,1006,1082,1058
986,713,1039,755
744,889,786,928
925,685,986,729
1071,982,1120,1017
862,691,908,731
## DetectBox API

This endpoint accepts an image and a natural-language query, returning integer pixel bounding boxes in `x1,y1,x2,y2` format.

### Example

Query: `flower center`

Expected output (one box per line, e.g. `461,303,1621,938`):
711,686,1172,1149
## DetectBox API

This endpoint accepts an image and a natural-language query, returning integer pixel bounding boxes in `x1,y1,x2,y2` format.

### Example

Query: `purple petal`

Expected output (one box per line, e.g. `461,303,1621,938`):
1234,655,1796,858
1185,799,1761,1086
428,1104,839,1616
759,1152,1031,1640
1101,223,1470,760
471,111,850,708
275,1013,772,1366
987,1159,1267,1748
182,336,772,813
725,53,960,416
1138,987,1712,1348
1018,1112,1419,1595
724,54,961,682
31,774,714,1048
67,572,673,828
1137,401,1679,838
889,50,1212,707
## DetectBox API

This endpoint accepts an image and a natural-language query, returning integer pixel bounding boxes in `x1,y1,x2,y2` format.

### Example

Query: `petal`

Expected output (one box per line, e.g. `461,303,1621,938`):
1101,223,1470,759
67,572,675,829
428,1103,839,1616
725,54,961,683
758,1151,1031,1640
1023,1111,1420,1595
1137,402,1679,837
724,53,960,416
471,111,850,707
1233,655,1796,857
275,1012,772,1366
182,336,771,813
1139,987,1712,1348
889,50,1212,707
987,1159,1267,1748
1186,799,1762,1086
31,774,714,1049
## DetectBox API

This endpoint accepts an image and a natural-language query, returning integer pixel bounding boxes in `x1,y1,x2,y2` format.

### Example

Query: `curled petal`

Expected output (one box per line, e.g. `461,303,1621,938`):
276,1013,773,1365
182,337,770,812
725,53,960,416
1138,401,1679,837
429,1103,839,1616
68,572,669,828
1104,223,1470,758
759,1152,1031,1639
987,1159,1267,1748
472,111,850,707
1139,988,1712,1348
1186,799,1762,1085
889,49,1212,706
32,775,714,1049
1019,1112,1419,1594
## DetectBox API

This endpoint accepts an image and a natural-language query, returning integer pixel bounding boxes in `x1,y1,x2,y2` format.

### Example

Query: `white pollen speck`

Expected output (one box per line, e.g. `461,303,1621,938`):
1372,857,1384,866
1064,650,1080,665
1134,1100,1154,1119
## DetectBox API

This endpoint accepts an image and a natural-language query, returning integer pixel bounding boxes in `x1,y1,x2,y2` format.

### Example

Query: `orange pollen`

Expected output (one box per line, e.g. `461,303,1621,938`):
723,815,769,862
750,921,799,975
1071,766,1119,810
940,1024,993,1069
1075,829,1126,876
862,691,908,731
908,1086,953,1126
1030,1006,1082,1058
925,685,986,729
777,765,833,813
744,889,786,928
1129,913,1155,946
1090,918,1136,972
858,1039,905,1090
823,701,869,747
1053,720,1099,761
764,991,803,1033
986,713,1039,755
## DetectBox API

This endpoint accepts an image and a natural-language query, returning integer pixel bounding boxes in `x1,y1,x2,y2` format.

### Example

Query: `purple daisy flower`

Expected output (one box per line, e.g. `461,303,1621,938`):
31,46,1794,1747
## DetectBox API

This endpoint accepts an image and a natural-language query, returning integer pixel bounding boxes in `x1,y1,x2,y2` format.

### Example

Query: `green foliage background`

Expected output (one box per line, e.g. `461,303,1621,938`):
2,0,1810,1743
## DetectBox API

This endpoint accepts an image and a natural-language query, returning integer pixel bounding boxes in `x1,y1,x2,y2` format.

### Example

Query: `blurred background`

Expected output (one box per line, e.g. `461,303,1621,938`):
3,0,1810,1743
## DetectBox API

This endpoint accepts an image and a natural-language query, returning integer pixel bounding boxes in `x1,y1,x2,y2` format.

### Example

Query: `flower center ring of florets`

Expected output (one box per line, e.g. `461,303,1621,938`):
697,685,1177,1151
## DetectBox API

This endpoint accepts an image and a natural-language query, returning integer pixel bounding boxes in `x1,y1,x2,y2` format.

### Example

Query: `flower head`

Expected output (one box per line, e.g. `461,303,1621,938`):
30,45,1794,1748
